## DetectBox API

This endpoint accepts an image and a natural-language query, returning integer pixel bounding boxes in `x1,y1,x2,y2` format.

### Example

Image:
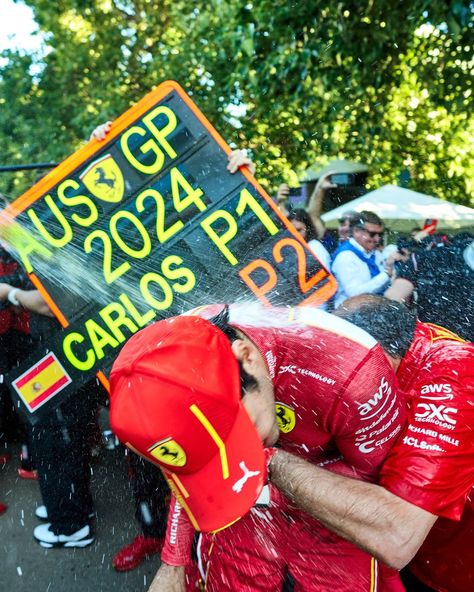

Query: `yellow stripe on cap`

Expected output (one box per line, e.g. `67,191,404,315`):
169,472,189,499
190,404,229,480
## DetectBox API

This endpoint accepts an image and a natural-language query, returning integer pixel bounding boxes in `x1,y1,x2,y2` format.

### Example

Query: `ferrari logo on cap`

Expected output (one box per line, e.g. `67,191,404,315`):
80,154,124,203
275,402,296,433
148,438,187,467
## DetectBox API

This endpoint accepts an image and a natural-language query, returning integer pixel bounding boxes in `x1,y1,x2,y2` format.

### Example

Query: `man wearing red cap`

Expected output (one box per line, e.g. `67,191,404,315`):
149,297,474,592
109,303,405,591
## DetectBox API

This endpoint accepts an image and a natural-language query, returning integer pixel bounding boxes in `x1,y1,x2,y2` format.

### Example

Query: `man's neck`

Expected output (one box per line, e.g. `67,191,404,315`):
349,237,373,255
384,352,402,373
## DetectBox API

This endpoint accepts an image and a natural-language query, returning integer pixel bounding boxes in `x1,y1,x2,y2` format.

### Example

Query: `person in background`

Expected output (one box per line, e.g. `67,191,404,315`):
111,454,170,571
0,284,54,516
331,210,401,307
333,210,359,243
274,182,290,216
0,194,39,481
287,208,331,270
0,283,104,548
306,172,357,252
385,237,474,341
276,172,352,253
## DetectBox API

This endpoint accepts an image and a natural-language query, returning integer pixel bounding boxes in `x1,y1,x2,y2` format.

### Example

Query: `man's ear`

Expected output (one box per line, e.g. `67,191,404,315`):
231,338,259,373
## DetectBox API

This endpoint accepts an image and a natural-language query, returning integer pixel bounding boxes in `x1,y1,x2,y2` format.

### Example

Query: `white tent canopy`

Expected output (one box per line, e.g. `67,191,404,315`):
321,185,474,231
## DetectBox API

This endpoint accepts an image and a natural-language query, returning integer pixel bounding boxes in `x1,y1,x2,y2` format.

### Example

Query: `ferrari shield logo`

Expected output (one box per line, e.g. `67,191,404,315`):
148,438,187,467
275,402,296,434
80,154,124,203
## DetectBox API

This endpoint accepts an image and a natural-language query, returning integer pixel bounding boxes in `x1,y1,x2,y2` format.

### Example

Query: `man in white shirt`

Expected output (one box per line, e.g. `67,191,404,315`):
331,211,393,307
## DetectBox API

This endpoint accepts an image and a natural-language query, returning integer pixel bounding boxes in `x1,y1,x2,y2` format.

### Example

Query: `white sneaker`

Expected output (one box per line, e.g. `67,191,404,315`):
35,505,48,520
33,523,94,548
35,505,95,521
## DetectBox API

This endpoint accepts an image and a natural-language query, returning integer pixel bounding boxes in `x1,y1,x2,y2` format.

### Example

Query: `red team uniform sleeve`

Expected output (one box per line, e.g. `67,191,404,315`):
326,345,405,482
380,359,474,520
161,494,195,566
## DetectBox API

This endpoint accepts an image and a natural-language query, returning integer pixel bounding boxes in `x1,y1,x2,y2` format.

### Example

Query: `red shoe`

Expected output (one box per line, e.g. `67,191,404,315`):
17,468,39,480
112,535,163,572
0,503,7,515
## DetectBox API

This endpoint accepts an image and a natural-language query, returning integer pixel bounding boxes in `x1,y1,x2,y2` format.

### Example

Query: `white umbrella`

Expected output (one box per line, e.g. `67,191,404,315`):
321,185,474,231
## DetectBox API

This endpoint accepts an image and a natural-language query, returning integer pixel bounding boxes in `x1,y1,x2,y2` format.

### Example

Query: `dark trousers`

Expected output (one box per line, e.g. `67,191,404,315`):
31,383,100,534
0,330,36,457
129,452,169,539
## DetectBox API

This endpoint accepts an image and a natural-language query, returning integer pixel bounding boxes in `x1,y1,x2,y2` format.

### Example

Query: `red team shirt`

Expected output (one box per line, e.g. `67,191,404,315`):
161,305,405,591
380,322,474,592
235,306,403,479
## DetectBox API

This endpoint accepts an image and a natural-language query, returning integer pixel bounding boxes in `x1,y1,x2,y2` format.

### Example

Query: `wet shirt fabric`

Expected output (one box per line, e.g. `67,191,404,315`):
162,305,405,591
381,322,474,519
395,246,474,341
233,306,403,479
409,493,474,592
380,322,474,592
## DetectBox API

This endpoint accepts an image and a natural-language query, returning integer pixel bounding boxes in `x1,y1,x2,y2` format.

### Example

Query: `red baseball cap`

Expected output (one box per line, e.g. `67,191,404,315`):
109,314,266,532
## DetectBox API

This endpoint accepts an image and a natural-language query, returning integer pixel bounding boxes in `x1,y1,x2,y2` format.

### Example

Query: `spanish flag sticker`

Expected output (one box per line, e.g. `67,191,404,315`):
12,353,72,412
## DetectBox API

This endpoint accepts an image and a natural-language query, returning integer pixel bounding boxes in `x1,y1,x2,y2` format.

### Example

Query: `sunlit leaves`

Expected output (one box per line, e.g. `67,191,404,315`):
0,0,471,206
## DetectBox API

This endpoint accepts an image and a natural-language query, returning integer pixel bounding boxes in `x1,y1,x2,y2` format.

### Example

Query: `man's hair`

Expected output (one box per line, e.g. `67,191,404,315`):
208,305,259,394
339,210,359,224
334,295,416,358
287,208,318,241
350,210,383,229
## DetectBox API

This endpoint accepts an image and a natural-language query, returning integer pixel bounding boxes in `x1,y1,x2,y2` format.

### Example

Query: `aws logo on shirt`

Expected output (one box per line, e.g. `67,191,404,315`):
275,402,296,433
420,383,454,401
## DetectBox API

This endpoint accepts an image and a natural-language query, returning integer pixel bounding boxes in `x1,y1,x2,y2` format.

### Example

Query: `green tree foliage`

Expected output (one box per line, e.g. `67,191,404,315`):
0,0,472,205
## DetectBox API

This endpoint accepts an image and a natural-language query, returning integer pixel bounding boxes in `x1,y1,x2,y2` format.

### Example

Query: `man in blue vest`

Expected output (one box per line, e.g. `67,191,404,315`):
331,210,396,307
